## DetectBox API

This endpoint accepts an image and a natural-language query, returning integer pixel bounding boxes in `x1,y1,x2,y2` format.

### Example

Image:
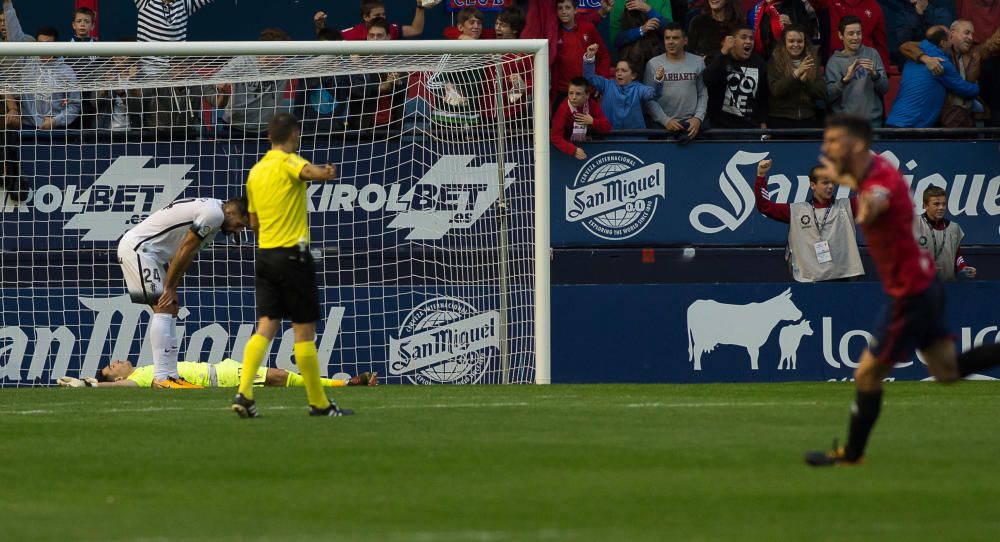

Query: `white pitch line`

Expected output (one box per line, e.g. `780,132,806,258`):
624,400,820,408
0,401,534,416
0,400,837,416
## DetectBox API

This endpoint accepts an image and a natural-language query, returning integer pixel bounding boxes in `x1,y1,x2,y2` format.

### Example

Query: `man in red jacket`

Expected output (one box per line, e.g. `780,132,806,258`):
551,77,612,160
809,0,890,68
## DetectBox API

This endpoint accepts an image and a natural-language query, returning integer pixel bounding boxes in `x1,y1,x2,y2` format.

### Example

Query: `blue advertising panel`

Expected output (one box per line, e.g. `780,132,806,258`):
552,282,1000,383
551,140,1000,246
0,286,534,387
0,135,536,387
1,136,535,254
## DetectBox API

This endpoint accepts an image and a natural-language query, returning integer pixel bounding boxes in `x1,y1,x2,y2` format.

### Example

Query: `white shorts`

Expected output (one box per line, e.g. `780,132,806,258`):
117,243,166,305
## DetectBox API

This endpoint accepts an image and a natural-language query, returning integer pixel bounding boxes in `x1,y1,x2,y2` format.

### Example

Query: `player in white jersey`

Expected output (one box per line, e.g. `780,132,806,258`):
117,196,249,388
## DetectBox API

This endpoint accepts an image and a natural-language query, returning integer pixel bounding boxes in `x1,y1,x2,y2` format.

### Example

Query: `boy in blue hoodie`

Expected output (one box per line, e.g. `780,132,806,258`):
583,42,665,129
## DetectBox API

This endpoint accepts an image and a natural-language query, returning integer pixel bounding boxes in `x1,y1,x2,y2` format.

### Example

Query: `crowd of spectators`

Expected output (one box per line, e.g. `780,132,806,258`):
0,0,998,174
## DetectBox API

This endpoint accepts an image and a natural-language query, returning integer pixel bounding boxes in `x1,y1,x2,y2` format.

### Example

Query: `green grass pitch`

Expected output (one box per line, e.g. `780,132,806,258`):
2,382,1000,542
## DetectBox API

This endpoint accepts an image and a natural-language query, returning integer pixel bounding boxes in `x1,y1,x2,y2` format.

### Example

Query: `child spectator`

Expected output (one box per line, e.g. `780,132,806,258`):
886,26,980,128
755,158,865,282
746,0,815,59
915,186,976,281
767,24,825,129
824,15,888,126
553,0,611,105
68,7,98,129
584,42,666,129
497,6,525,40
703,25,769,128
615,1,671,73
551,77,612,159
644,23,708,142
328,0,430,41
2,5,81,131
455,6,484,40
688,0,743,58
71,7,96,42
495,7,532,121
96,42,143,132
808,0,888,67
428,11,490,125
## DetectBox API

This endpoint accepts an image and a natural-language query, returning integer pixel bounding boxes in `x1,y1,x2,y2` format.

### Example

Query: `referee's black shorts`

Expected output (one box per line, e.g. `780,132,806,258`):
254,247,322,324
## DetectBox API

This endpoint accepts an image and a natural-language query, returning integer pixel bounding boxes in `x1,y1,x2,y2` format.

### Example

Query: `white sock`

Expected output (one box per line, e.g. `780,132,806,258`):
149,313,173,381
167,316,180,378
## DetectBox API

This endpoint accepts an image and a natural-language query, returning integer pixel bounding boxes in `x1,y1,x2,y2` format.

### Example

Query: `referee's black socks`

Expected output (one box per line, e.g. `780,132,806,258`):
957,343,1000,378
845,389,882,462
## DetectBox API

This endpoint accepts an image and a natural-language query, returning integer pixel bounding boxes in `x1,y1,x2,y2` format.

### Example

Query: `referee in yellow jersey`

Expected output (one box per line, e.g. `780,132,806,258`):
231,113,352,418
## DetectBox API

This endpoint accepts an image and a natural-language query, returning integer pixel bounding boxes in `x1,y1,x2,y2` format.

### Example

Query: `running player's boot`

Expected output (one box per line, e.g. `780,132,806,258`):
804,440,863,467
153,377,203,389
231,393,260,419
309,399,354,417
349,371,378,387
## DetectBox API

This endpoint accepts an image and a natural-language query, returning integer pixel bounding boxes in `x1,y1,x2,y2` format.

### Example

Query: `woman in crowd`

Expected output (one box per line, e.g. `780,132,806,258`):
767,24,826,130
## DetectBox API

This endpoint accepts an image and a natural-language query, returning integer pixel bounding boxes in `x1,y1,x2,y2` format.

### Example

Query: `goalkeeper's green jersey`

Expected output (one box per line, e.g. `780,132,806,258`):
126,359,262,387
127,361,216,387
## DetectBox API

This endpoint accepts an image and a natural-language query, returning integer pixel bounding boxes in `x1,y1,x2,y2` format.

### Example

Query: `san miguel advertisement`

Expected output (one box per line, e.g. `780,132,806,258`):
552,140,1000,246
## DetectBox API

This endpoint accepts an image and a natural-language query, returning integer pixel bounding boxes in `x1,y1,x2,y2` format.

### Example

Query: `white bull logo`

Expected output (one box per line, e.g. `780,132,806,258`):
686,288,803,371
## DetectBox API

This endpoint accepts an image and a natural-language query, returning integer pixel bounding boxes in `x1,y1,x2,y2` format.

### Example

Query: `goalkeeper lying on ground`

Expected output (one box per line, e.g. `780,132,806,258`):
57,359,378,388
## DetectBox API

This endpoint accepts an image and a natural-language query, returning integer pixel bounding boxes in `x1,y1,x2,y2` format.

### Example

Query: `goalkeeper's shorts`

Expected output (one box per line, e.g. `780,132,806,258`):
118,244,166,305
212,359,268,388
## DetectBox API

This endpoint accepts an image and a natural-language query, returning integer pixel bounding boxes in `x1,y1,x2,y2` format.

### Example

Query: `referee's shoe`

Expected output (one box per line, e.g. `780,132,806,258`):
309,399,353,417
231,393,260,418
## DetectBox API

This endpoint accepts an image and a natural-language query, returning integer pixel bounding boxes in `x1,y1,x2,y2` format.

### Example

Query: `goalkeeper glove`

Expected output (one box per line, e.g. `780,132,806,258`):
57,376,99,388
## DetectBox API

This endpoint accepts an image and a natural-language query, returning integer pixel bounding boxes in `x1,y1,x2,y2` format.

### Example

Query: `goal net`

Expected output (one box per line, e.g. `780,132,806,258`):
0,40,550,387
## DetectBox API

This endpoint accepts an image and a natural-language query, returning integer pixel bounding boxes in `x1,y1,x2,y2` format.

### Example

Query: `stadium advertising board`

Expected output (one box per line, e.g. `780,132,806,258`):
0,136,534,386
552,282,1000,383
552,140,1000,246
0,288,512,386
0,138,530,252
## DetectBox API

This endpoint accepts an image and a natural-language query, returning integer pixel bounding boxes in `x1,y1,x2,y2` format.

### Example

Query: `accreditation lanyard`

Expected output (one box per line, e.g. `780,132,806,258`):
811,202,833,235
925,217,946,261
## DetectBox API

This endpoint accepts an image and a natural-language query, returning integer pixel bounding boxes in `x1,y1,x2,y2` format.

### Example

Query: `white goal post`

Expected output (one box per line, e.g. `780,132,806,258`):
0,39,550,386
